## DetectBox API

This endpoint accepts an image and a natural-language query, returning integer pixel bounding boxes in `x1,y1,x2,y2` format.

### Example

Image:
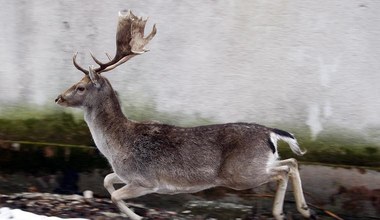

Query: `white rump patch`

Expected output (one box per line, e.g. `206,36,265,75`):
266,151,279,173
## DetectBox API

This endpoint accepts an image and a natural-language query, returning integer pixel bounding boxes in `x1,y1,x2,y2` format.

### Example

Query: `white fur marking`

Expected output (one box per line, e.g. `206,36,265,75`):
266,152,279,173
270,132,306,156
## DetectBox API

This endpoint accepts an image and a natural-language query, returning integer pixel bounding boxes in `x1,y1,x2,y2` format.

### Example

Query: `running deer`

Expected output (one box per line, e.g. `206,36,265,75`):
55,10,313,220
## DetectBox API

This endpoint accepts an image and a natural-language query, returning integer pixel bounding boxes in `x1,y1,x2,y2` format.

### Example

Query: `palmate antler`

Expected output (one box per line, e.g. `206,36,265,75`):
73,10,157,75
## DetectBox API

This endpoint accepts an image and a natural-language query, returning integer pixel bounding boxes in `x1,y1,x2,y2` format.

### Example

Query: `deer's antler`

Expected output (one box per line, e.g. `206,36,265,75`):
73,10,157,75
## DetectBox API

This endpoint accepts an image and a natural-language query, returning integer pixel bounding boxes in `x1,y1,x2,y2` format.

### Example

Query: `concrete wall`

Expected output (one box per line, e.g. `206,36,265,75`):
0,0,379,143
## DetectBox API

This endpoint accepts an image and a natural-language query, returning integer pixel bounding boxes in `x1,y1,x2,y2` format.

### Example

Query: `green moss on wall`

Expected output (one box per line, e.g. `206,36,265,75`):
0,107,379,169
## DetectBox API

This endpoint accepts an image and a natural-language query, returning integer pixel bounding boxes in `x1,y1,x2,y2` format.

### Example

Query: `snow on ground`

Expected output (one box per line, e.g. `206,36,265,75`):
0,207,88,220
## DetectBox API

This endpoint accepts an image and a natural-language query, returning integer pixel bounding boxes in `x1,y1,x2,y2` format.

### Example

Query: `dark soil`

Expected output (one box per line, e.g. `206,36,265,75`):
0,192,320,220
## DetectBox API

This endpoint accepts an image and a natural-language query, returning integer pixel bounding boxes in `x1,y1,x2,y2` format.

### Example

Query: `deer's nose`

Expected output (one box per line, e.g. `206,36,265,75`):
55,95,64,103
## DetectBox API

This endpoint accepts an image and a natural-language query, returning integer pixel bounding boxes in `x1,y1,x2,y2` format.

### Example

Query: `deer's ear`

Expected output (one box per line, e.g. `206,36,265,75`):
89,66,101,88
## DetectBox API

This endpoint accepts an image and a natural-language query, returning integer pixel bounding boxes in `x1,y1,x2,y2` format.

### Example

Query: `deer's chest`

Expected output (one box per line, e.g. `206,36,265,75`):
89,126,115,161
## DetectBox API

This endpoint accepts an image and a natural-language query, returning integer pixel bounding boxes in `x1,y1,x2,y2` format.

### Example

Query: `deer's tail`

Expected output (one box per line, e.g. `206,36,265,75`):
269,128,306,156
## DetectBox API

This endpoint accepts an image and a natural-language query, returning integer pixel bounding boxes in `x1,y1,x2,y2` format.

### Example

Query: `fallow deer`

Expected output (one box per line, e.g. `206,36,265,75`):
55,10,313,220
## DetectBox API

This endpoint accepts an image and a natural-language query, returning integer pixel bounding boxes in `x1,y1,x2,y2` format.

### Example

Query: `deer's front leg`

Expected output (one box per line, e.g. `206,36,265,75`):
104,172,124,194
111,184,154,220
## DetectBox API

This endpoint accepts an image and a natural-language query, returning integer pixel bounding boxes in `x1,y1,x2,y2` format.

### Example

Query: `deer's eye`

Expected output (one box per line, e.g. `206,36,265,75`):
77,86,85,92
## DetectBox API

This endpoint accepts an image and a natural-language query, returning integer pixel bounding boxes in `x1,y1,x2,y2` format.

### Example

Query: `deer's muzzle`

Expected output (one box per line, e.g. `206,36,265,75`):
55,95,65,105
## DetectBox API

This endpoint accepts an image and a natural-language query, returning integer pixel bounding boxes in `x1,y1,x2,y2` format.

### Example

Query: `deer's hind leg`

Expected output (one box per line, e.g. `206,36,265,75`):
277,159,311,218
270,165,290,220
270,159,311,220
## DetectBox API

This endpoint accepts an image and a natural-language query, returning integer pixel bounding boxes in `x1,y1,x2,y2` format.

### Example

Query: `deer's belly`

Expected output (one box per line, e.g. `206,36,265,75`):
153,183,215,195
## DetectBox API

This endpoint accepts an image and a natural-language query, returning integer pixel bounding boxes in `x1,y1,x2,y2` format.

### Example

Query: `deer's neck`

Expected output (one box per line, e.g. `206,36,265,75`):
84,95,126,124
84,93,129,159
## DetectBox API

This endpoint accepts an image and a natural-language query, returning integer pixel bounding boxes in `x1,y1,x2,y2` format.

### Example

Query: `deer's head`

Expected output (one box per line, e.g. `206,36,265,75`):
55,10,156,108
55,68,113,108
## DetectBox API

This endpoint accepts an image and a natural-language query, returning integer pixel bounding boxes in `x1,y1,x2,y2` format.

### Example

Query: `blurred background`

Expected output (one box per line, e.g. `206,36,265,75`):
0,0,379,219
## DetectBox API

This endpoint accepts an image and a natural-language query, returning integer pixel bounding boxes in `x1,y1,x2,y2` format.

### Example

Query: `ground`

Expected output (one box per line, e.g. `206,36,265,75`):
0,192,345,220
